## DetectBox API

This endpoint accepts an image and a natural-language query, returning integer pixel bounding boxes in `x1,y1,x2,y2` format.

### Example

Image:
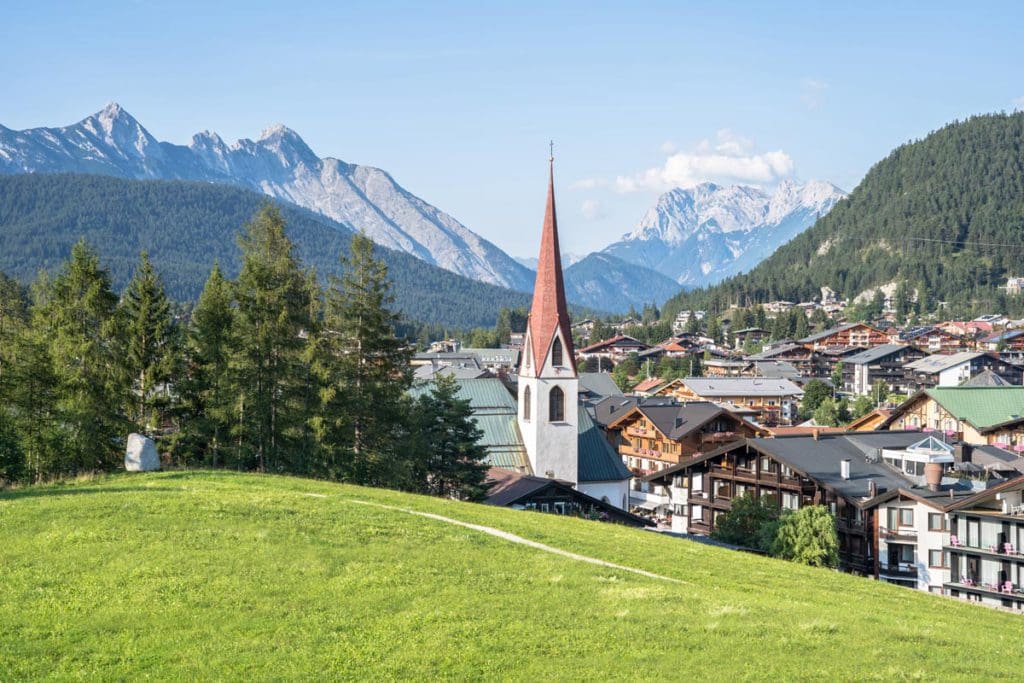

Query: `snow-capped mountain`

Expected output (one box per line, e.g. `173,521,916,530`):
514,252,585,270
602,180,846,286
0,103,534,291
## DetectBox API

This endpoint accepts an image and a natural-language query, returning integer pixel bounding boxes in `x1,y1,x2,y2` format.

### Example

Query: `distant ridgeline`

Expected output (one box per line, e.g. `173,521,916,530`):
661,112,1024,319
0,173,540,329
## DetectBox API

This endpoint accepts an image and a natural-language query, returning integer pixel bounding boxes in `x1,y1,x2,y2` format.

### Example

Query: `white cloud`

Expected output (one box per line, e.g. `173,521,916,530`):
580,198,606,220
612,129,795,193
800,78,829,110
1013,96,1024,112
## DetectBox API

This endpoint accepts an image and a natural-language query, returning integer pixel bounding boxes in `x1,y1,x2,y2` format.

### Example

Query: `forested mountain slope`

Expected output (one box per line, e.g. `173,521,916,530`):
662,113,1024,317
0,173,534,328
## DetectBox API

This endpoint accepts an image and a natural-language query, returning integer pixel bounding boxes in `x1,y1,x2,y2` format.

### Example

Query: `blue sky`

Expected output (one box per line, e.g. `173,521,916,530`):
2,1,1022,257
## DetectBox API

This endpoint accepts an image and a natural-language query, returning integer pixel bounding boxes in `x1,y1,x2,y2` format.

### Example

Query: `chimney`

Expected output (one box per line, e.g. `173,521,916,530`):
813,427,821,441
868,480,877,498
924,461,943,492
840,458,851,480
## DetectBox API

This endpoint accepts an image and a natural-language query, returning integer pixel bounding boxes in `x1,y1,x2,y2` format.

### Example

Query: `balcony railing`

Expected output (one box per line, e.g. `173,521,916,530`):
880,526,918,541
879,563,918,579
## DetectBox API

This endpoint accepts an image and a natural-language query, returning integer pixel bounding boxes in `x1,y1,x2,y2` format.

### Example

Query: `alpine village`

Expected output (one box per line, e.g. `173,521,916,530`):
6,5,1024,680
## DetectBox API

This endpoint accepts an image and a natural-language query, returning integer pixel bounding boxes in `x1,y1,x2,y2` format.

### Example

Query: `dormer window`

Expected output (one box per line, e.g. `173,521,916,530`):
551,337,563,367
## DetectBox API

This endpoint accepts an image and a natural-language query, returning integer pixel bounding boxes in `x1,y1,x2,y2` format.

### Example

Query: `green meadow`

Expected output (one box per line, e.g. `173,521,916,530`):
1,471,1021,680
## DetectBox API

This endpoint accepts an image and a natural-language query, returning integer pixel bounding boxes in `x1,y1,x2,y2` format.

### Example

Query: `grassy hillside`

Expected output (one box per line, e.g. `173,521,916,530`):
0,173,536,329
2,472,1022,679
663,112,1024,318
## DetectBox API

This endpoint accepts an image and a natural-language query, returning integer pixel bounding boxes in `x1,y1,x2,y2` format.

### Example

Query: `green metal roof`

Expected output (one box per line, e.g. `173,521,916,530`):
925,387,1024,430
577,409,632,482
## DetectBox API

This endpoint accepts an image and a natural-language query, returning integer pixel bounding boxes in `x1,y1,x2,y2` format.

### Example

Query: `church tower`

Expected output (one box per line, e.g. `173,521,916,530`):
518,155,578,483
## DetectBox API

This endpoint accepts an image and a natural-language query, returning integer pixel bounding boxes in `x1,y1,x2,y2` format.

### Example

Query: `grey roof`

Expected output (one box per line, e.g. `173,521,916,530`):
745,343,806,360
577,408,632,482
459,347,521,366
578,372,623,399
961,368,1012,387
842,344,910,365
970,445,1024,473
591,395,642,427
799,322,860,344
680,377,804,398
745,432,927,500
749,360,802,380
626,401,733,440
904,351,986,374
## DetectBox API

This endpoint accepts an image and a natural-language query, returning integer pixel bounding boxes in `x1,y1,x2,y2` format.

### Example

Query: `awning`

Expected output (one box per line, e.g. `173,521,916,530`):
634,501,659,511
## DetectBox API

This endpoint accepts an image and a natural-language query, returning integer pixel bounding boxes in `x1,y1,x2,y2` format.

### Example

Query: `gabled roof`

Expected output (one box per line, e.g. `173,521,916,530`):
744,343,808,360
799,322,873,344
962,368,1012,387
904,351,987,374
981,329,1024,344
920,387,1024,432
631,377,666,393
590,395,641,427
676,377,804,398
578,372,622,398
842,343,913,365
578,335,649,354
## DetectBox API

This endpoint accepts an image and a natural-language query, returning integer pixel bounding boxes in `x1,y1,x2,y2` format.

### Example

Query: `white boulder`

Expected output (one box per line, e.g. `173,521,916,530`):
125,433,160,472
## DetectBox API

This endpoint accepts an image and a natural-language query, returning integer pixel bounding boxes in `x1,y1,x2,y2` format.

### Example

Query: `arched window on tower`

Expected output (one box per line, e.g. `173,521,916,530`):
523,386,531,420
549,386,565,422
551,337,563,367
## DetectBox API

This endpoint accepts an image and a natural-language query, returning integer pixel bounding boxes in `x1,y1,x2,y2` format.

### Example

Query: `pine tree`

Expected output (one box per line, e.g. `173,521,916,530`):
174,263,235,467
34,240,128,473
413,374,489,500
228,205,313,473
120,252,177,433
312,233,412,485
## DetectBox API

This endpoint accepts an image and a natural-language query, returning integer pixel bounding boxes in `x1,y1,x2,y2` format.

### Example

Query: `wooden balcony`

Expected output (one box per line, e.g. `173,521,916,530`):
879,563,918,579
879,526,917,541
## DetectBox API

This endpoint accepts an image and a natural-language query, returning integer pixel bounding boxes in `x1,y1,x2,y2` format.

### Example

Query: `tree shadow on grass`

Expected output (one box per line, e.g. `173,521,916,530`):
0,483,166,502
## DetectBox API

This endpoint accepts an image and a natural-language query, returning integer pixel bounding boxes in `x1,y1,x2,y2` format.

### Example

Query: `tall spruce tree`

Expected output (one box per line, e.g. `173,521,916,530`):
413,374,489,500
0,273,29,482
312,233,411,486
228,205,313,473
174,263,235,467
120,252,177,433
34,240,128,473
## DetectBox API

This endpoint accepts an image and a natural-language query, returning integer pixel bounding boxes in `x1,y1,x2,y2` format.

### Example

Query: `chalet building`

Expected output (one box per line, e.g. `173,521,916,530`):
732,327,770,351
630,377,666,397
902,351,1022,392
605,401,764,514
841,344,928,396
799,322,889,351
516,157,632,508
657,334,706,357
644,431,936,574
702,359,748,377
742,360,803,383
840,346,903,396
745,343,821,377
577,335,651,362
883,387,1024,447
655,377,804,426
981,329,1024,352
484,468,650,527
894,326,969,353
817,345,867,379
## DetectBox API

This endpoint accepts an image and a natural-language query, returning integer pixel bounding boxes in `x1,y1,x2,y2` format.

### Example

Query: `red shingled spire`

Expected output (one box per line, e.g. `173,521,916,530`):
525,156,576,374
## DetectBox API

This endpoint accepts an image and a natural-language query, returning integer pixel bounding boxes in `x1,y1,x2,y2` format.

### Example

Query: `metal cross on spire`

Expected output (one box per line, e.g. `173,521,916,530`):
549,139,554,161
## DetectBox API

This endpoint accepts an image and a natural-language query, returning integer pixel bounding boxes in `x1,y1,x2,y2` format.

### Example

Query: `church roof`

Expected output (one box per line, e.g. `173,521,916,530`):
524,159,575,373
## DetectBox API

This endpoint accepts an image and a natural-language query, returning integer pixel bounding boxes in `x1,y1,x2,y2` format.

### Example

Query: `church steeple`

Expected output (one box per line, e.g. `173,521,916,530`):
524,153,576,375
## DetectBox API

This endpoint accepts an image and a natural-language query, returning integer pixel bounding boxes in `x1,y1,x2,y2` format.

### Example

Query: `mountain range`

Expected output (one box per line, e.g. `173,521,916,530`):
0,103,535,291
660,112,1024,318
603,180,846,287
